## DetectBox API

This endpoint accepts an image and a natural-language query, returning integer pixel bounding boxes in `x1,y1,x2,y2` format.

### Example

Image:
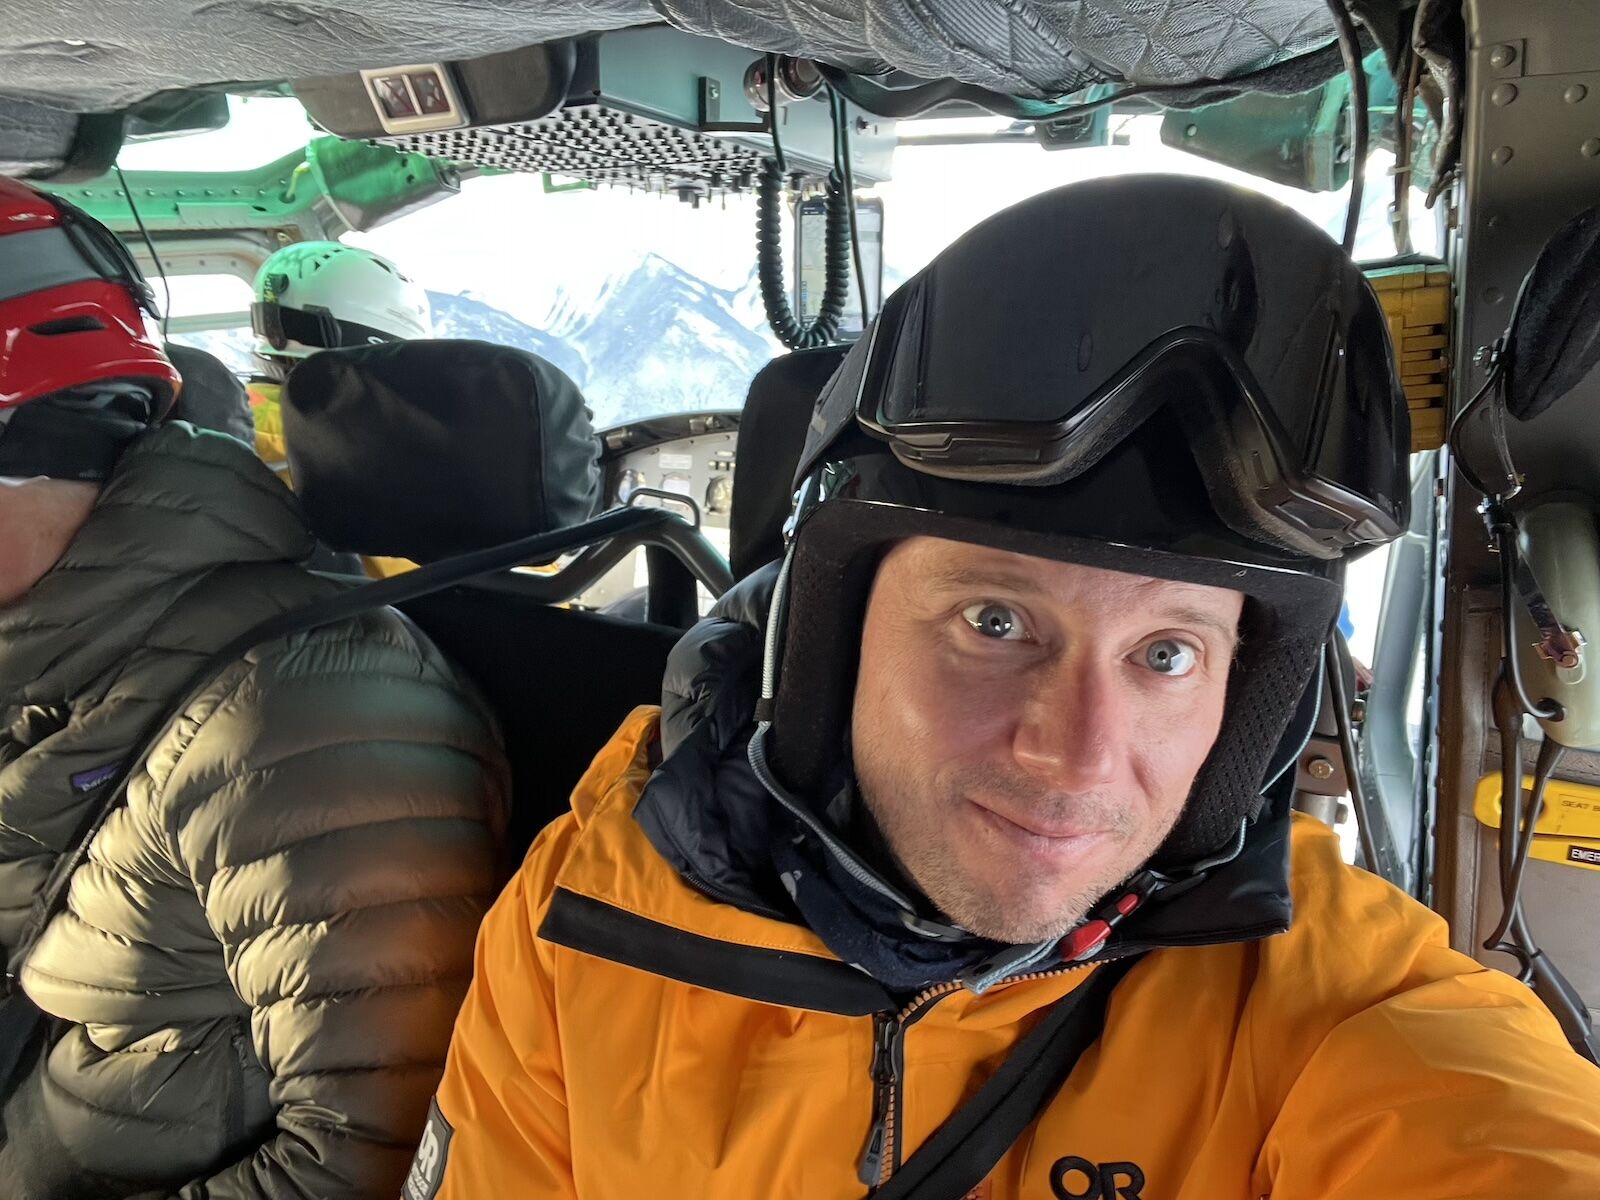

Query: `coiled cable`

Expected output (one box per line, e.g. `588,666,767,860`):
756,158,851,350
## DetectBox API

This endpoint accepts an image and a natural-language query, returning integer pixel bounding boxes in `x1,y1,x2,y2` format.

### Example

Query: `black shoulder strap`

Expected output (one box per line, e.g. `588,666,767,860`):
4,505,674,987
873,955,1141,1200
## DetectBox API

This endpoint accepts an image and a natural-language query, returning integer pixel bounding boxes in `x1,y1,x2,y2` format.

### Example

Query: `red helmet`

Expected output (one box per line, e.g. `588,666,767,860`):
0,177,180,480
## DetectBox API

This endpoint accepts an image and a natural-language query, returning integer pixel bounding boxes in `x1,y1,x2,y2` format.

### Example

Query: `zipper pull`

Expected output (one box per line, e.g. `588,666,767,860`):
857,1015,897,1186
869,1013,897,1083
858,1117,886,1186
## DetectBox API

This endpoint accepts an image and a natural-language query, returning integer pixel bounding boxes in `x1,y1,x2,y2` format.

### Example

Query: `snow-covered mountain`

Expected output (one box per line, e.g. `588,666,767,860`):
429,255,782,428
427,290,589,385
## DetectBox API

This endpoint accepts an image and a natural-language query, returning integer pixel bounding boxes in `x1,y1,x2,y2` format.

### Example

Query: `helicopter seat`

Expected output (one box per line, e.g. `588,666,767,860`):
728,345,849,581
282,339,685,860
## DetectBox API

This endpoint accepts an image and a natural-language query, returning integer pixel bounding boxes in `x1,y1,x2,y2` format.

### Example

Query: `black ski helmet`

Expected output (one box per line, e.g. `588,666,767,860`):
755,174,1410,866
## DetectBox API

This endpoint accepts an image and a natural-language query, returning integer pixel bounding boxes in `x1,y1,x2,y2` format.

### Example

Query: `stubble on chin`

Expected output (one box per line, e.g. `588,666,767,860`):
857,766,1181,945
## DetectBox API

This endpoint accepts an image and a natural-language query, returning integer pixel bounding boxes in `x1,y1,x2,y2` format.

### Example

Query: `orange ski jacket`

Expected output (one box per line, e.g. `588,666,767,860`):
416,704,1600,1199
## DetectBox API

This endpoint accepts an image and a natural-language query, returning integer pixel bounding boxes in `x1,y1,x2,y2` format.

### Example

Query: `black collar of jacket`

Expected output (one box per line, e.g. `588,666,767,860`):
616,565,1293,1011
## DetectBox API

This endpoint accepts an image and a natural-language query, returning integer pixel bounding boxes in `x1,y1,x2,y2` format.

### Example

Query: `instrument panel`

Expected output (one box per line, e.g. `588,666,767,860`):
577,411,741,613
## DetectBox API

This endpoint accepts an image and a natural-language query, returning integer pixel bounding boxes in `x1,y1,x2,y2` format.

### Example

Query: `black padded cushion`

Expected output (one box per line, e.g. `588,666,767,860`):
399,587,680,860
729,346,848,580
282,339,601,562
1507,206,1600,421
164,343,254,445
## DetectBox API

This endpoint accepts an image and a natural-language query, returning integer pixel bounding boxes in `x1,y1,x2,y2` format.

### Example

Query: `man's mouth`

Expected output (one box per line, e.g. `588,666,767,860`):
966,799,1111,852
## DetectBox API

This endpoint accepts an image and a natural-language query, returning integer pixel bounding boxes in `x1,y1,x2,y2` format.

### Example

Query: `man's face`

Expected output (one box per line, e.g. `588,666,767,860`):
851,537,1245,944
0,476,99,606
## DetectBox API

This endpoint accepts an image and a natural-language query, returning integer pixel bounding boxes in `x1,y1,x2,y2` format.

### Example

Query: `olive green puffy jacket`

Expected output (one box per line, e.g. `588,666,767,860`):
0,424,509,1198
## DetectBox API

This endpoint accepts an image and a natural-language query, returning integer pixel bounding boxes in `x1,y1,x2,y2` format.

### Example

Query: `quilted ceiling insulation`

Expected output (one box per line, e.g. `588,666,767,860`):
2,0,1354,113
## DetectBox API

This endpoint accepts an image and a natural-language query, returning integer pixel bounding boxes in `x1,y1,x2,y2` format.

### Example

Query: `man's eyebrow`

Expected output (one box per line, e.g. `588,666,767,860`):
1150,605,1242,646
923,563,1050,597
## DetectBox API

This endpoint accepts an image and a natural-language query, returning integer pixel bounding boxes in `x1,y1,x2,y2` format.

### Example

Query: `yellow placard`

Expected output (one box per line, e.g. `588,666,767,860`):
1474,773,1600,873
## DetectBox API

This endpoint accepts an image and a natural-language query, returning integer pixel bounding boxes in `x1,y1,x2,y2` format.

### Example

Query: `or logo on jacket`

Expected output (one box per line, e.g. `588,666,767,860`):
1051,1157,1145,1199
404,1100,454,1200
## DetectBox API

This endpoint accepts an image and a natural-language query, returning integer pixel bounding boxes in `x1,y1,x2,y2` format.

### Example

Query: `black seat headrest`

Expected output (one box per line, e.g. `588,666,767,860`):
164,343,254,446
282,340,601,563
730,346,849,580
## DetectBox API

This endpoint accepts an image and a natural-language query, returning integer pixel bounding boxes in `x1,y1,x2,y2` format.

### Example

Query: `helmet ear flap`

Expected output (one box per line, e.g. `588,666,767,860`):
1263,653,1324,786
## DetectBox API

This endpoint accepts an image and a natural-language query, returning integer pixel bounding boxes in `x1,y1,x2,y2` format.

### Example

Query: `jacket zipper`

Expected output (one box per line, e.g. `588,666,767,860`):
856,981,960,1186
857,1013,899,1186
857,961,1108,1190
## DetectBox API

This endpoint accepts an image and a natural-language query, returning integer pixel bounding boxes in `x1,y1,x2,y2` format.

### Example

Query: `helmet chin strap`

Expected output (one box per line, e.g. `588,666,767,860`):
756,468,827,724
753,542,794,725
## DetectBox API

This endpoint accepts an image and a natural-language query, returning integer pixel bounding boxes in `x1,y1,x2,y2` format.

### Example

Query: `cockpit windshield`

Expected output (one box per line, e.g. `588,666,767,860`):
149,97,1438,434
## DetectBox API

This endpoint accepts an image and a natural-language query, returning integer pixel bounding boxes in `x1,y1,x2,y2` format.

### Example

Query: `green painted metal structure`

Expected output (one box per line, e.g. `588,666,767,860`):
42,136,462,243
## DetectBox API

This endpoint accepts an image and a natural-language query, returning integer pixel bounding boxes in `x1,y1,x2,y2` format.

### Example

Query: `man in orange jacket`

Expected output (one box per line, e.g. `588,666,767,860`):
410,178,1600,1199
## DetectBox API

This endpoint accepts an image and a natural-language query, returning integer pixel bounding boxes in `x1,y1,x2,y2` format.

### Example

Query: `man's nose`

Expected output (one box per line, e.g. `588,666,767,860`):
1010,654,1122,792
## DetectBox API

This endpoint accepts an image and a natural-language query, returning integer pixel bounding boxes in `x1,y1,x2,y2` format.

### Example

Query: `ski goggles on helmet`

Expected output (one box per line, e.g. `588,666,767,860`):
816,178,1411,562
251,300,402,353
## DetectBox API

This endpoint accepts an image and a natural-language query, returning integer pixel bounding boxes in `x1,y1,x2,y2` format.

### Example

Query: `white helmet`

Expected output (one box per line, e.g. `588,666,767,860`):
251,242,431,375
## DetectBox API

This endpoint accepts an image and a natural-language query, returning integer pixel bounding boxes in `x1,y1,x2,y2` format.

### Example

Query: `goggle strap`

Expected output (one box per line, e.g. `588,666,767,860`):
253,301,402,352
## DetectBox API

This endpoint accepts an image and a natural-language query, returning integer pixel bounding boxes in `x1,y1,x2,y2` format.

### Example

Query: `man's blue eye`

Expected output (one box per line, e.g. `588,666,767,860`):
1145,639,1197,676
962,603,1026,641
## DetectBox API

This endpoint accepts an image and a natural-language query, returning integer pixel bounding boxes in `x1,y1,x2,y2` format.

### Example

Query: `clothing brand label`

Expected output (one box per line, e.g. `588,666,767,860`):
69,763,121,794
1050,1157,1146,1200
404,1098,454,1200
